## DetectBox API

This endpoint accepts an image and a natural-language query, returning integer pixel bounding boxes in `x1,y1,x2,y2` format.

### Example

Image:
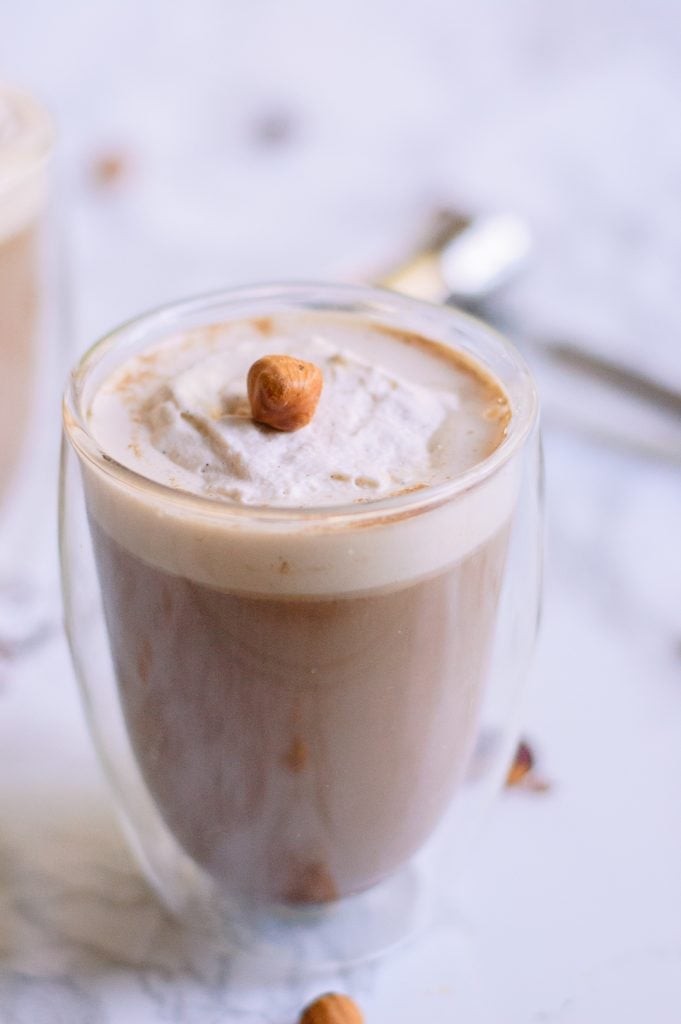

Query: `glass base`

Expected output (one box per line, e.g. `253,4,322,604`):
165,861,431,978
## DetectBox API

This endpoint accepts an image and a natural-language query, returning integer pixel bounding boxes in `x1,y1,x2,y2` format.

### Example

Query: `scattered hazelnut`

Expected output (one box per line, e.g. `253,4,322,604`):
298,992,364,1024
506,739,551,792
286,861,338,905
247,354,322,431
249,107,298,149
89,149,130,188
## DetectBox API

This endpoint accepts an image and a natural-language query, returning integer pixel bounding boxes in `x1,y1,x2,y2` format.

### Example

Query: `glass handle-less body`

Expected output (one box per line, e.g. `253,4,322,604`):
60,283,541,970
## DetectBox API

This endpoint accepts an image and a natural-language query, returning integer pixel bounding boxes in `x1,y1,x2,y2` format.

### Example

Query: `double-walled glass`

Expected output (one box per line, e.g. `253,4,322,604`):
60,283,541,968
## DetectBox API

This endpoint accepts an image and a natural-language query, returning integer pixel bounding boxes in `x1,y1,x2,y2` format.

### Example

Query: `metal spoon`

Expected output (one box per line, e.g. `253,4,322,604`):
376,210,681,462
378,209,532,303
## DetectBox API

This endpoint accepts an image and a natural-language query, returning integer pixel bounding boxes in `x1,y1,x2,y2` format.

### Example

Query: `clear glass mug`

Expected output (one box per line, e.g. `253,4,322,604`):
0,84,60,647
60,283,541,969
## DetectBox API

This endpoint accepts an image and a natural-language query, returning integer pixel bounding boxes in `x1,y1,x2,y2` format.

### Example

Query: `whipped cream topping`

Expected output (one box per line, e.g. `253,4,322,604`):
78,311,523,595
89,316,510,508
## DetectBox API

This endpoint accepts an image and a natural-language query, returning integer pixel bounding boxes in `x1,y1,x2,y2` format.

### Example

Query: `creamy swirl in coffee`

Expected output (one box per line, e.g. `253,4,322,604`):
90,317,509,508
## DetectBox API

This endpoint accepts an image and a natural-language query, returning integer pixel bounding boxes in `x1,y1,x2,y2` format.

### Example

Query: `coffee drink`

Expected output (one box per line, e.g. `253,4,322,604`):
81,312,517,904
0,87,51,502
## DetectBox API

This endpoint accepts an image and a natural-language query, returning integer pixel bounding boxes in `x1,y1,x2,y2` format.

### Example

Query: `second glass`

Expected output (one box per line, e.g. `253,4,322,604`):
1,83,61,648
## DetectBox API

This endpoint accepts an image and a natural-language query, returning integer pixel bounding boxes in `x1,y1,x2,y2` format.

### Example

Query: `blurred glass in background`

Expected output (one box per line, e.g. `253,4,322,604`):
0,83,63,650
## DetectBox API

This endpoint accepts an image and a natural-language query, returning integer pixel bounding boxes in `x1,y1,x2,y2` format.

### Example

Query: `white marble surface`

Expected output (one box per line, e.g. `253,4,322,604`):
2,1,681,1020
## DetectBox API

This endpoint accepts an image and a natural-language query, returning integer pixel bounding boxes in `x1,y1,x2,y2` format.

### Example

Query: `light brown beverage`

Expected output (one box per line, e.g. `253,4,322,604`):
82,313,517,904
0,225,39,499
90,517,509,902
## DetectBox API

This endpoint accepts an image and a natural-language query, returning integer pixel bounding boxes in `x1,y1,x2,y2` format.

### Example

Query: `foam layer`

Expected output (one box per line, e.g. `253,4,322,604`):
0,86,52,242
79,313,520,596
90,316,510,506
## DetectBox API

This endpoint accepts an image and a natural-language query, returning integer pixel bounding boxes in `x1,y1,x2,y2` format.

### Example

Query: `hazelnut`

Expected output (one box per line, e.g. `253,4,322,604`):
247,354,322,431
298,992,364,1024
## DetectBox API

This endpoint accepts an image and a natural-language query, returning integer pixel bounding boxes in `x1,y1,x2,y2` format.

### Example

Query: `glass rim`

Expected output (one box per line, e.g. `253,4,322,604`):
63,281,540,527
